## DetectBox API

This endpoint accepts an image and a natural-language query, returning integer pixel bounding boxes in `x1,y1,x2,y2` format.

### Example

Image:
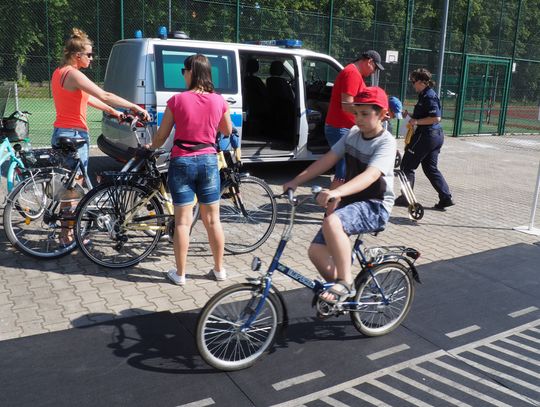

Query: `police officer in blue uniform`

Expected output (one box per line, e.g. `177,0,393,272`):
395,68,454,210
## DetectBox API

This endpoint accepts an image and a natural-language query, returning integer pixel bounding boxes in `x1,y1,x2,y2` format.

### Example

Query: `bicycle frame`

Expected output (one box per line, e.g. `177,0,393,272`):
0,137,25,192
243,190,421,329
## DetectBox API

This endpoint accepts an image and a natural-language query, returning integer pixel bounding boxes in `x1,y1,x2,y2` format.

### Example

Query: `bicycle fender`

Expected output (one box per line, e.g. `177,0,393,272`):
269,286,289,333
379,257,421,284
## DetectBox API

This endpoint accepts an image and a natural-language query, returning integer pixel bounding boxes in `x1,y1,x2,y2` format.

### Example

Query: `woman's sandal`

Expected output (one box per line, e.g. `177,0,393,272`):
318,281,356,305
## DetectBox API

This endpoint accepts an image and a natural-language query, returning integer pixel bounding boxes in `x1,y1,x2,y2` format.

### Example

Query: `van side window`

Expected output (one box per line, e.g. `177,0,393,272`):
154,46,238,94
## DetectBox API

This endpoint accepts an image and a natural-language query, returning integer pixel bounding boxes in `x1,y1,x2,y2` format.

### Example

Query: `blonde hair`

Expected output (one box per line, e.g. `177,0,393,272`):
61,28,93,65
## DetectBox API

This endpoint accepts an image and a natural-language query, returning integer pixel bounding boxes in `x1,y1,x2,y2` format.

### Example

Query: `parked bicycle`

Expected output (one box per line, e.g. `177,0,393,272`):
74,116,277,268
0,111,31,194
196,187,421,371
3,136,93,258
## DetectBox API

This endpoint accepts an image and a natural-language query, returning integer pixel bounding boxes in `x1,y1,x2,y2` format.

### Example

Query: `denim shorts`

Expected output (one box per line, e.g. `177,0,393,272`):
312,199,389,245
168,154,220,207
324,124,349,180
51,128,89,171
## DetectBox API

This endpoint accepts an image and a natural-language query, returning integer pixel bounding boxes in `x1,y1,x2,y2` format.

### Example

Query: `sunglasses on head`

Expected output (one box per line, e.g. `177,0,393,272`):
181,68,190,75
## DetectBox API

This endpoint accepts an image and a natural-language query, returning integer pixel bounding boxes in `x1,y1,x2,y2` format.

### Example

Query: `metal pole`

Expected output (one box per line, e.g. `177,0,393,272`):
236,0,240,43
327,0,334,56
120,0,124,39
528,161,540,230
436,0,449,97
169,0,172,32
45,0,52,98
400,0,414,102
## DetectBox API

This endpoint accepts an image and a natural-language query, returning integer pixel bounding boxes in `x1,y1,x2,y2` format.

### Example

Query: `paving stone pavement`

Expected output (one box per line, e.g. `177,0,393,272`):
1,135,539,340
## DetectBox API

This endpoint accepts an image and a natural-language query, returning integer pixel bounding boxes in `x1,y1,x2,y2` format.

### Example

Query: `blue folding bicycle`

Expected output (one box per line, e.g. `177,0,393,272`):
196,187,421,371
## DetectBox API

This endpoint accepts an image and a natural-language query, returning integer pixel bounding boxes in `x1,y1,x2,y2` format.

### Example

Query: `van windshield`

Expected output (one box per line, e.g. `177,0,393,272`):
155,45,237,94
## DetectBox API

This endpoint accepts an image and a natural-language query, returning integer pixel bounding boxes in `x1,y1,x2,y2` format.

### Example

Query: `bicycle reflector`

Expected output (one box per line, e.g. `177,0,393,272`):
251,256,262,271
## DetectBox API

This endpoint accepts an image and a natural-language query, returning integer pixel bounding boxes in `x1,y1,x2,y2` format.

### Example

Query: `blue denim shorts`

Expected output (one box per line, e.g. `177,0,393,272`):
324,124,349,180
51,128,89,170
312,199,389,245
168,154,220,207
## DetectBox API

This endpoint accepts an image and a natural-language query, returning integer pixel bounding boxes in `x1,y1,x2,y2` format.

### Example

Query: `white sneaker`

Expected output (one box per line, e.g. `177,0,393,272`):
210,268,227,281
166,269,186,286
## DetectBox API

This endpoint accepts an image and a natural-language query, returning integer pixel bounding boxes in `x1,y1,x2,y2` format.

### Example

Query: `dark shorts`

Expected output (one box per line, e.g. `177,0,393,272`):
168,154,220,207
312,199,389,245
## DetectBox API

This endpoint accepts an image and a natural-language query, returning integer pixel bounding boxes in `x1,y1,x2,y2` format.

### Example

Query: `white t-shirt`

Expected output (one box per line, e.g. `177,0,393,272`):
331,126,396,213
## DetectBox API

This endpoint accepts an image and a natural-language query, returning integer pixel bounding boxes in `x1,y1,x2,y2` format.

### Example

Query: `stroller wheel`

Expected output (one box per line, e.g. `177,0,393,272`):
408,203,424,220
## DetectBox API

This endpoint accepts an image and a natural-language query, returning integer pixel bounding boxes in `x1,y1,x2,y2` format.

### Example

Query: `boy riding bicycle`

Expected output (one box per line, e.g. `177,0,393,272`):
283,86,396,304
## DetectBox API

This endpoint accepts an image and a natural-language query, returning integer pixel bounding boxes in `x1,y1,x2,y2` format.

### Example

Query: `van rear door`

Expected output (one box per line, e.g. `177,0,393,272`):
153,44,241,151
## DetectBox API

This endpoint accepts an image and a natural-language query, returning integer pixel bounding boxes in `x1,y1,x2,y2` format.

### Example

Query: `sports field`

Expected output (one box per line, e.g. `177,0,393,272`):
6,96,540,146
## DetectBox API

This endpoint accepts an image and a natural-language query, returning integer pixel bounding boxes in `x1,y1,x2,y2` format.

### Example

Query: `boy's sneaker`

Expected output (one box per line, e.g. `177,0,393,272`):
166,269,186,286
209,268,227,281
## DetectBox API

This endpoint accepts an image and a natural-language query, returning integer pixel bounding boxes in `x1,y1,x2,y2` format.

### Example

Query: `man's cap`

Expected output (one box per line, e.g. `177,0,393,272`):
361,50,384,71
389,96,403,119
353,86,389,110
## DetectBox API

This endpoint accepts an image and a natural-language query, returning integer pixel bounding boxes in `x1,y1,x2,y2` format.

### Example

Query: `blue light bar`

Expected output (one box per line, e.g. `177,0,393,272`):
244,39,303,48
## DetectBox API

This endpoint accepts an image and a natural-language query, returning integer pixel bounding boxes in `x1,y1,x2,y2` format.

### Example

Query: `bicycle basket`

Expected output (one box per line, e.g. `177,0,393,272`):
20,148,66,169
1,111,29,142
102,171,162,190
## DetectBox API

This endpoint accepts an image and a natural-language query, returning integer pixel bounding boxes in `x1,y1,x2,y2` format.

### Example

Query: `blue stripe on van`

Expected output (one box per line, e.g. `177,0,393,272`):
231,113,242,127
157,111,242,127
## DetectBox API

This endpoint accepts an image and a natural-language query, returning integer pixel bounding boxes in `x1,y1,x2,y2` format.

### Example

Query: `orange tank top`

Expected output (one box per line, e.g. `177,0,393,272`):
52,66,89,131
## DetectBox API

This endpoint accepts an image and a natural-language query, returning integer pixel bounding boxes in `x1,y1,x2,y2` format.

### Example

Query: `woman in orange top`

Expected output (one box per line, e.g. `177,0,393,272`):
51,28,150,170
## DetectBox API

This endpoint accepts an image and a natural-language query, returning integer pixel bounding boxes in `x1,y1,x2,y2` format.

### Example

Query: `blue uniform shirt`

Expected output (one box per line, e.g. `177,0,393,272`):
412,87,441,129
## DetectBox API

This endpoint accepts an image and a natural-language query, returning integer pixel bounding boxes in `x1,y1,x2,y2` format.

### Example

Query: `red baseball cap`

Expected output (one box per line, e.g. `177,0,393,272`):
353,86,389,111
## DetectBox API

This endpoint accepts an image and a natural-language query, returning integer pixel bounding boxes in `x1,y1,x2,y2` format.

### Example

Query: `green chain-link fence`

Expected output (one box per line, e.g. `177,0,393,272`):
1,0,539,145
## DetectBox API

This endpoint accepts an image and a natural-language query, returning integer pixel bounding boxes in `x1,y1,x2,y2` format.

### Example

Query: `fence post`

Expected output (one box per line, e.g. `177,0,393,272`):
514,160,540,236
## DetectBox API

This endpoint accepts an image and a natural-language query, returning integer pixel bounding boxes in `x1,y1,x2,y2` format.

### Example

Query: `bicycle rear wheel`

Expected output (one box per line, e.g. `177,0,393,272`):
75,182,164,268
196,283,281,371
220,175,277,254
3,170,79,258
350,262,415,336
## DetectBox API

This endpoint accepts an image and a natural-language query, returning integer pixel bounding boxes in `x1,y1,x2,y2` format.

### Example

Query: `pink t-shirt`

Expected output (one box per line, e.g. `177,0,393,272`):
167,91,227,158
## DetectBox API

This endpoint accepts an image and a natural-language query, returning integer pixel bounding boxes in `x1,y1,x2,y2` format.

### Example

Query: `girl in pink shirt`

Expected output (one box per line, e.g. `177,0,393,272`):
151,54,232,286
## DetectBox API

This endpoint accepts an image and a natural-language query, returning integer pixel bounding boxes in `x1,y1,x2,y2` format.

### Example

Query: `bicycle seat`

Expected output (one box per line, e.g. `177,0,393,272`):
55,136,87,152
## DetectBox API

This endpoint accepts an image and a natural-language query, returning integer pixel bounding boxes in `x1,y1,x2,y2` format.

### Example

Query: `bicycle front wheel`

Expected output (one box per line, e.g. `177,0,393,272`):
350,262,415,337
75,182,164,268
220,175,277,254
196,283,281,371
3,170,78,258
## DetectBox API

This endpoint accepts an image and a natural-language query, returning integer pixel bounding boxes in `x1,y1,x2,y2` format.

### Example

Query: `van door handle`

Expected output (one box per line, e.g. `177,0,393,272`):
226,97,236,104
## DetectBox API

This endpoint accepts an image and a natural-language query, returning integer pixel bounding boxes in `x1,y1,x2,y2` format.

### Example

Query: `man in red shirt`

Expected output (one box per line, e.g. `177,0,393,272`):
325,50,384,188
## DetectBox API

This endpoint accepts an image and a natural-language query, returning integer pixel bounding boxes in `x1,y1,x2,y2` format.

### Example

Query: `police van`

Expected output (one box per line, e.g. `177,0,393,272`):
99,30,345,164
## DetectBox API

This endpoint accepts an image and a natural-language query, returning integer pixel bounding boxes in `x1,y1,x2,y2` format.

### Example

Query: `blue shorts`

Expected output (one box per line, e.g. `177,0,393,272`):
324,124,349,180
312,200,389,245
168,154,221,207
51,128,89,170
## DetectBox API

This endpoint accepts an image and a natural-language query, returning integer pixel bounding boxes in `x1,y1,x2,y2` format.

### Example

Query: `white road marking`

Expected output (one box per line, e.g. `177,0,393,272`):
445,325,481,338
367,344,410,360
370,379,435,407
467,348,540,379
391,370,474,406
344,388,388,406
509,306,538,318
272,370,325,391
176,398,215,407
320,396,350,406
485,342,540,366
430,359,536,404
271,320,540,407
412,365,514,407
515,332,540,344
500,337,540,355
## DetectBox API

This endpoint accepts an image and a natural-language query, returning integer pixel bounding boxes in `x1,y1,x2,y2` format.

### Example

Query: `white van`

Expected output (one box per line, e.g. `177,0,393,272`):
99,33,345,164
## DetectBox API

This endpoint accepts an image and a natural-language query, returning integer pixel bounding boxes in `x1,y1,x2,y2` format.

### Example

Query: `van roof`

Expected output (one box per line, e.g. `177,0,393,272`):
114,37,340,60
